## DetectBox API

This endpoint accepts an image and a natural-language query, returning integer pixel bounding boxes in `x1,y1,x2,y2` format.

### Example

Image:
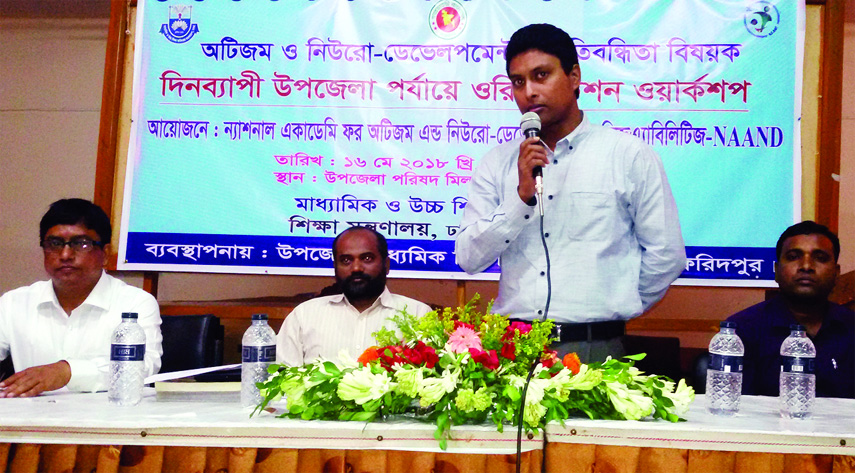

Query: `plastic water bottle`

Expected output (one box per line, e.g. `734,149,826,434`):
108,312,146,406
705,321,744,415
241,313,276,407
780,324,816,419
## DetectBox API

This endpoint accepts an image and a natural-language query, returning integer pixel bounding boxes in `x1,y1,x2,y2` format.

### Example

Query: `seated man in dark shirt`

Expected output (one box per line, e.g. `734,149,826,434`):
727,221,854,398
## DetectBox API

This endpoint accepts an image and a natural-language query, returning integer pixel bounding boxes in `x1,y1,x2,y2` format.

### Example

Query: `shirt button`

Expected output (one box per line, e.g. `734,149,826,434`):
537,310,543,315
505,240,510,244
548,195,554,200
553,159,558,164
524,215,530,220
569,145,574,150
540,271,545,276
545,233,550,238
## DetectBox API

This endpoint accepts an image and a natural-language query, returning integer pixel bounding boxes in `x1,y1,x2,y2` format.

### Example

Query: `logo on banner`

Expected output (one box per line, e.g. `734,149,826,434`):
744,1,779,38
160,5,199,44
429,0,467,40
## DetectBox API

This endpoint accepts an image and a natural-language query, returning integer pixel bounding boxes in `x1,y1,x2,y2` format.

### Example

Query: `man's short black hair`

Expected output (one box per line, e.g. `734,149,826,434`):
332,226,388,259
776,220,840,262
39,198,112,245
505,23,580,98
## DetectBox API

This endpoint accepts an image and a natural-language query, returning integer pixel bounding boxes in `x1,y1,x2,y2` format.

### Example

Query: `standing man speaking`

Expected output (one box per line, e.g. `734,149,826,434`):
455,24,686,362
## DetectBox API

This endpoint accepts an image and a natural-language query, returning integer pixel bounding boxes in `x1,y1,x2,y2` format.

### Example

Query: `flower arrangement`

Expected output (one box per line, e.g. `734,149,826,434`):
255,296,694,449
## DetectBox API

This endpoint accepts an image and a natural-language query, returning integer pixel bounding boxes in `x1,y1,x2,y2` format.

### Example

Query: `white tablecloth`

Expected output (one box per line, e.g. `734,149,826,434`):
547,395,855,455
0,390,853,455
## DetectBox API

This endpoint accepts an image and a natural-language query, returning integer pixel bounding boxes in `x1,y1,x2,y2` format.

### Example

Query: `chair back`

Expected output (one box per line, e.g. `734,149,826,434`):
160,314,224,373
623,335,682,382
692,352,710,394
0,356,12,382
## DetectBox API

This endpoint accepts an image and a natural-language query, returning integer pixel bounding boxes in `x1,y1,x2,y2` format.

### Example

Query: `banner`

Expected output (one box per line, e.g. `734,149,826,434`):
120,0,803,285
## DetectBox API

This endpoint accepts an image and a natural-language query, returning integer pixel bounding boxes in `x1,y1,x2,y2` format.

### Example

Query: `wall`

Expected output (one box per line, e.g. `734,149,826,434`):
2,3,853,352
839,10,855,274
0,18,109,289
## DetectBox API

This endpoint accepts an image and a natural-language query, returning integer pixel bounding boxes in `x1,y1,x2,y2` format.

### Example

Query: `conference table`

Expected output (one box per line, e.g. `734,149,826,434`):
1,391,853,473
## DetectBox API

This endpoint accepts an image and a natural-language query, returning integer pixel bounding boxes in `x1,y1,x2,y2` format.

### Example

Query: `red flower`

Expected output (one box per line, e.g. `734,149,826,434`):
469,348,499,370
375,342,439,371
500,342,516,360
503,321,532,341
540,350,560,369
376,345,405,371
454,321,475,331
402,346,423,365
418,342,439,369
401,341,438,369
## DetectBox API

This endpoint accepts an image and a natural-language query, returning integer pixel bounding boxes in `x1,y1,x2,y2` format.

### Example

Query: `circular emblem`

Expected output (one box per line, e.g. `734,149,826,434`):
744,1,780,38
429,0,467,40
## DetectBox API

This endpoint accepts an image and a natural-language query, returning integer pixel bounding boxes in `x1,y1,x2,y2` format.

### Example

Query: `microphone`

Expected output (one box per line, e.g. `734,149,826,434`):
519,112,544,214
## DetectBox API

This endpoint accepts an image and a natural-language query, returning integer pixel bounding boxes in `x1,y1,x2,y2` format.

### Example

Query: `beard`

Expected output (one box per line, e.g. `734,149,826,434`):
341,271,386,304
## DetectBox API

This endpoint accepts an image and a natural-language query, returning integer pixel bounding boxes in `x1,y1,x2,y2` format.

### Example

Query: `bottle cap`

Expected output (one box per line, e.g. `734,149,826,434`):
720,321,736,329
121,312,139,319
251,313,268,321
789,324,805,332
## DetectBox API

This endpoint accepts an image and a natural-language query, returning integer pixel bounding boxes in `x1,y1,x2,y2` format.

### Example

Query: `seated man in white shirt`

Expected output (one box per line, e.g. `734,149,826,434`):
0,198,162,397
277,227,432,366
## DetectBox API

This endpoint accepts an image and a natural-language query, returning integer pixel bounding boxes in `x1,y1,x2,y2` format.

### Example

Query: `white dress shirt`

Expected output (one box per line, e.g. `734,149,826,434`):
455,113,686,323
0,272,163,392
276,288,432,366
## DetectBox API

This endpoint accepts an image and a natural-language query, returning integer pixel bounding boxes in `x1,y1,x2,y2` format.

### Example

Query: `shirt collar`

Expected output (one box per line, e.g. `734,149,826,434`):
767,293,848,334
38,271,111,313
555,111,590,151
329,286,392,313
82,271,112,311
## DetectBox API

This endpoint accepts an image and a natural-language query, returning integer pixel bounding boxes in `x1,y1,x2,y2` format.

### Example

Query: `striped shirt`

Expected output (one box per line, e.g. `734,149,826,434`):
276,288,431,366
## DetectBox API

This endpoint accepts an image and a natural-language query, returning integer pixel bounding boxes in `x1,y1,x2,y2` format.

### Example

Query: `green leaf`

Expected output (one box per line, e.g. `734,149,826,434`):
436,411,449,433
351,411,377,422
322,361,341,377
504,385,521,402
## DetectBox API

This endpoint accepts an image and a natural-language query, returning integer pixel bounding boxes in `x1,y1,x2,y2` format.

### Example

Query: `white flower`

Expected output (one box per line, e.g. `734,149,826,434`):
523,402,548,427
657,379,676,393
524,377,549,405
565,365,603,391
393,366,425,398
417,367,459,406
605,381,654,420
337,367,394,405
663,378,695,415
506,369,551,426
627,366,650,382
275,372,310,410
336,349,359,369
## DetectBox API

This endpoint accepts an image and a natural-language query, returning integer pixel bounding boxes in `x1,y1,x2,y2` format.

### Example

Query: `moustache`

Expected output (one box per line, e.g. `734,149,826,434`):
346,272,371,284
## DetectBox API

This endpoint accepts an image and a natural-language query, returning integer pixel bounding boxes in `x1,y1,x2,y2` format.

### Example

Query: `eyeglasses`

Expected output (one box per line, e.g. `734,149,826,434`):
41,237,104,253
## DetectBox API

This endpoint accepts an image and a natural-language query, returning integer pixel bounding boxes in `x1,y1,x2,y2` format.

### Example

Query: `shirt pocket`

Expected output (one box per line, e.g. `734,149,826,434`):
562,192,617,241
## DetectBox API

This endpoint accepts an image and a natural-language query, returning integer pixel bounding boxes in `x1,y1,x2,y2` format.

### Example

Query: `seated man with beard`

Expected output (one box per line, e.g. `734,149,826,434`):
276,227,432,366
